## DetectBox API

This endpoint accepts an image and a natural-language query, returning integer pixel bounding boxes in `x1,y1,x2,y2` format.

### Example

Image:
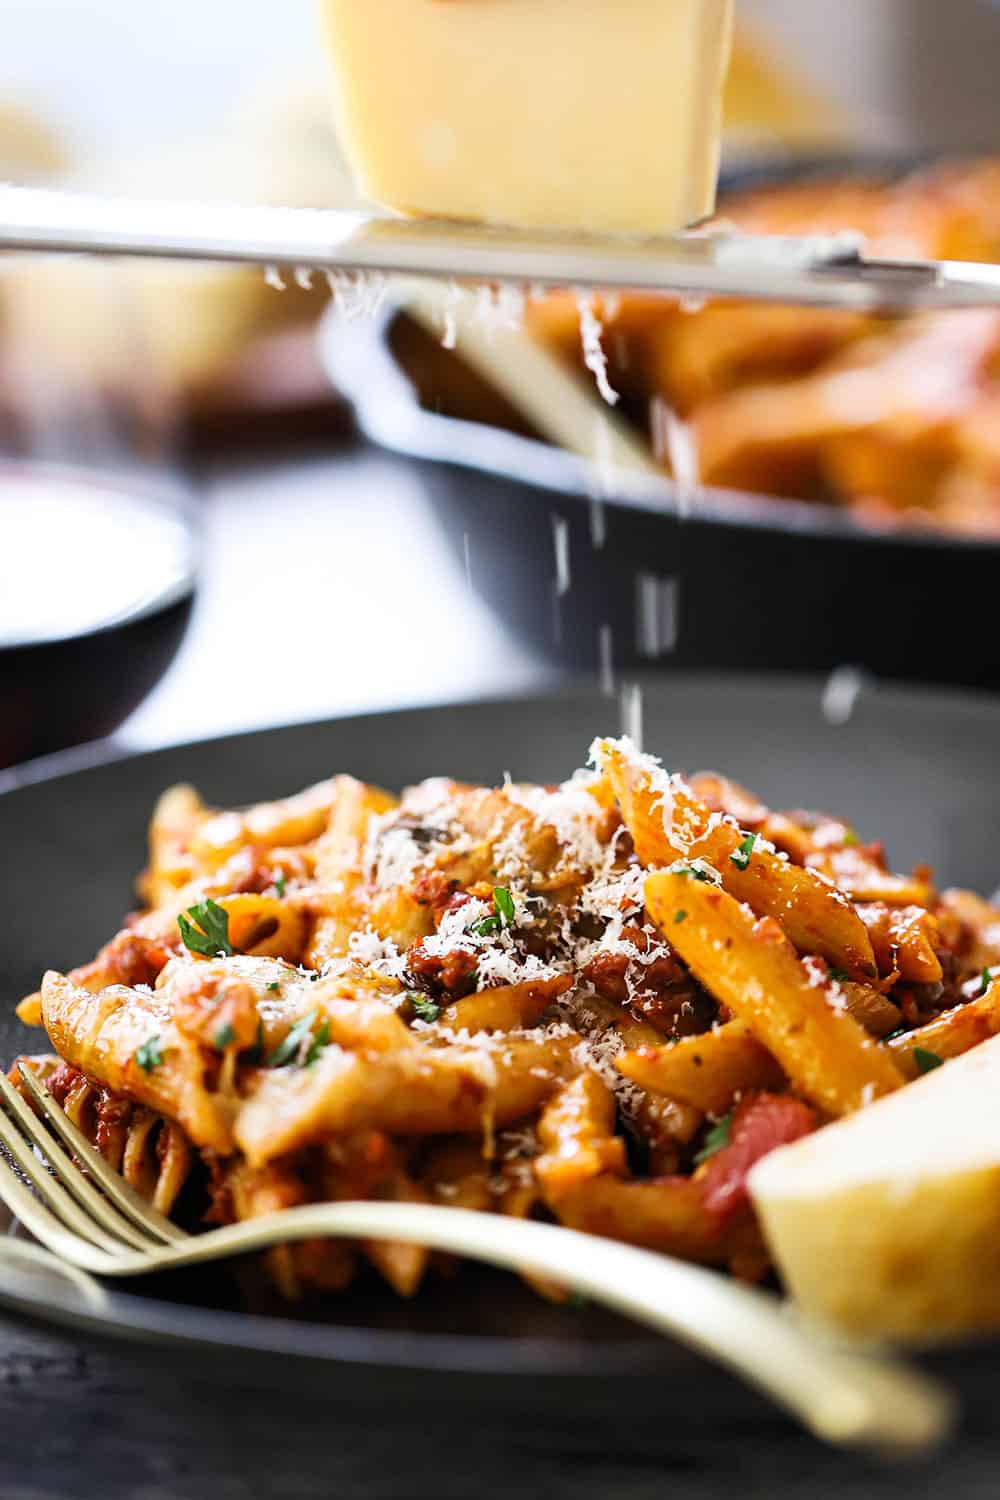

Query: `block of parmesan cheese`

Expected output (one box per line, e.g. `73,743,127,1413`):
320,0,734,235
749,1034,1000,1341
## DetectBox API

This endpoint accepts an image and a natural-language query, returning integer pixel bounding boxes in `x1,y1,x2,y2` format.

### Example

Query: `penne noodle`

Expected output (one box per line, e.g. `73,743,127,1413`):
595,739,877,980
887,982,1000,1080
644,873,902,1117
535,1073,628,1197
439,974,571,1033
617,1020,783,1117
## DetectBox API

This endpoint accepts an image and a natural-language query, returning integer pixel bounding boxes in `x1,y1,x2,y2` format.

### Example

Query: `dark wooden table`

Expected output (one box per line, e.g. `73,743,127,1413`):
4,1309,1000,1499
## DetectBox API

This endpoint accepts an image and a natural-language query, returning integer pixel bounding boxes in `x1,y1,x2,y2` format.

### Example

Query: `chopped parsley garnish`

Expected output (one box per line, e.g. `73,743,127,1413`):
982,968,994,996
267,1010,318,1069
266,981,281,994
828,968,850,984
135,1036,163,1074
409,993,442,1025
305,1018,331,1066
674,910,688,925
273,872,287,899
668,859,720,886
730,833,758,871
493,886,516,927
214,1022,236,1050
468,886,517,938
913,1047,944,1075
694,1111,733,1166
842,829,859,847
178,899,234,959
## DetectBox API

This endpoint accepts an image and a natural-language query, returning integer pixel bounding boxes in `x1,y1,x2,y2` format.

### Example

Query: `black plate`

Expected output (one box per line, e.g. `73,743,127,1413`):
322,155,1000,691
3,676,1000,1391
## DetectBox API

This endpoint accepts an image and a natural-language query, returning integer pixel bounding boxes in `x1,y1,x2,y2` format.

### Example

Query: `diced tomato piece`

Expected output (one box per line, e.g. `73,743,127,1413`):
701,1092,816,1227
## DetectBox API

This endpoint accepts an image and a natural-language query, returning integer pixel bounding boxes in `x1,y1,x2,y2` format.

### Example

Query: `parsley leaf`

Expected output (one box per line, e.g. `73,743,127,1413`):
305,1018,331,1066
913,1047,944,1075
668,859,721,886
493,886,516,927
674,910,688,925
409,993,442,1024
828,968,850,984
730,833,757,872
135,1036,163,1074
468,886,517,938
273,872,287,899
266,981,281,994
982,968,994,997
178,899,234,959
842,829,859,848
214,1022,236,1050
267,1010,318,1068
694,1111,733,1166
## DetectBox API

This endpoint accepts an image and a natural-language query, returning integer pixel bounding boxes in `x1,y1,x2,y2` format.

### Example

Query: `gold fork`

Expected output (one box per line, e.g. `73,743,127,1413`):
0,1064,954,1454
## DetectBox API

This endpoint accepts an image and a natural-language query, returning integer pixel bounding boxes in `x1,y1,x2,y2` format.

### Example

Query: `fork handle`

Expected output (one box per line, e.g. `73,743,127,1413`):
70,1201,952,1453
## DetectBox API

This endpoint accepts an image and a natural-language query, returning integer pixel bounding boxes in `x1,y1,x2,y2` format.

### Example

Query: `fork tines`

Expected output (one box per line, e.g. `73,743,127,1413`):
0,1065,184,1268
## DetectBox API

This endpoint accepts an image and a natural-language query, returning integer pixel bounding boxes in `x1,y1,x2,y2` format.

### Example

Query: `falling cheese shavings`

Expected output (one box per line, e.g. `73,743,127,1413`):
599,624,615,697
651,398,700,520
823,666,867,727
552,514,571,599
636,573,679,660
325,269,389,321
574,290,619,407
620,682,644,754
589,493,607,549
441,280,462,351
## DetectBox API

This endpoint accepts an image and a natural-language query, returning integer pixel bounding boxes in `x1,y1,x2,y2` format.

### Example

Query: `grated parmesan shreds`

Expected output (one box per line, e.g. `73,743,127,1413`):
560,1001,645,1123
502,776,612,877
325,269,389,322
574,290,620,406
591,734,679,840
338,752,717,1114
620,681,644,753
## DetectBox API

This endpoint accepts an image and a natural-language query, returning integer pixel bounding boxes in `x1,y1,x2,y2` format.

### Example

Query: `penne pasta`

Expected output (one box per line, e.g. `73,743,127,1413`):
643,873,902,1116
15,734,999,1313
617,1020,783,1117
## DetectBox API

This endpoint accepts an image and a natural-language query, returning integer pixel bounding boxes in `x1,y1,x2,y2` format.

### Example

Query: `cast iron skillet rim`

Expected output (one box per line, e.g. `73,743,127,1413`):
5,671,1000,800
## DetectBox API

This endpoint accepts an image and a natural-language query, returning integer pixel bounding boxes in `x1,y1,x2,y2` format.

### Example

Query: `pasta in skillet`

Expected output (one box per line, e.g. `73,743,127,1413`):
528,160,1000,538
12,739,1000,1302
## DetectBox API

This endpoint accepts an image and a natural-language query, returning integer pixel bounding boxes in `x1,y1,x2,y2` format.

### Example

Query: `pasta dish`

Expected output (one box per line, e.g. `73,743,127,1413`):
528,160,1000,537
11,738,1000,1303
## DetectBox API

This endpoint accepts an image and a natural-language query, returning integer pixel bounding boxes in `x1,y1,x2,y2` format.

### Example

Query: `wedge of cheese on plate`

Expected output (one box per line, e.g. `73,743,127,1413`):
749,1033,1000,1341
320,0,734,234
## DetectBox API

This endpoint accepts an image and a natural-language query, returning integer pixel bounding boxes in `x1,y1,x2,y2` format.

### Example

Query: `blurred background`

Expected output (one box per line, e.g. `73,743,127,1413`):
3,0,1000,773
